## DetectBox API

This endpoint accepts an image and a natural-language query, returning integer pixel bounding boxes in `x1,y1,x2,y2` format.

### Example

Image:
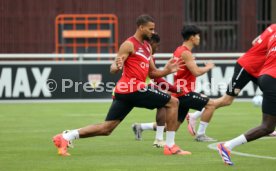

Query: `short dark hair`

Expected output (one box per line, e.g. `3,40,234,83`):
136,14,154,27
181,25,201,40
150,33,160,43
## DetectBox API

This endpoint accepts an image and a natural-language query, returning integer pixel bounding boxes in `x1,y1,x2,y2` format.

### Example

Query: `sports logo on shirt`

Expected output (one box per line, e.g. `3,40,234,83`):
140,62,149,69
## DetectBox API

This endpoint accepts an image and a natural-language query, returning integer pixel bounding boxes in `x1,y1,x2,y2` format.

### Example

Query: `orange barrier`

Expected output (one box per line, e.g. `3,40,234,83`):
62,30,112,38
55,14,118,60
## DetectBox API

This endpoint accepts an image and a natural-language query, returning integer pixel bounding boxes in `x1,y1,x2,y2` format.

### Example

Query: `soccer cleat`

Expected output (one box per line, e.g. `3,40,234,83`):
164,144,192,155
268,131,276,137
187,113,196,136
217,143,234,166
153,139,166,148
185,113,190,124
52,134,71,156
195,134,217,142
132,123,143,141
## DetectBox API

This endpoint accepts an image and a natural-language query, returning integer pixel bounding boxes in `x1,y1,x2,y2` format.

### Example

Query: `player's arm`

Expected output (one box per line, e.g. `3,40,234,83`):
181,51,214,77
110,41,134,74
252,35,260,46
154,77,181,93
148,57,183,78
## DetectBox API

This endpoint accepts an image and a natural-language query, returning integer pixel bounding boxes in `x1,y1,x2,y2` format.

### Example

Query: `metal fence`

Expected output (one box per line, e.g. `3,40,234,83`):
184,0,272,52
256,0,272,34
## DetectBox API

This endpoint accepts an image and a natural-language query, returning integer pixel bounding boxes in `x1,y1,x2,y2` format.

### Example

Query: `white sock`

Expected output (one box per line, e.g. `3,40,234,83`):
62,129,80,141
197,121,209,135
155,126,165,140
191,108,204,119
141,123,154,131
165,131,175,148
224,134,247,151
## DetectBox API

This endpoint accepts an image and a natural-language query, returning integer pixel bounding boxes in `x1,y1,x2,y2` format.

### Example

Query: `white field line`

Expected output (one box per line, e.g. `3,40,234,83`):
208,138,276,160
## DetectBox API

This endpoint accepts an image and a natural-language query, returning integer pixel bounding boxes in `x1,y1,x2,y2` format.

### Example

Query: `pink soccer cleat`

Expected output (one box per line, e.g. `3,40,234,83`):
186,113,196,136
164,144,192,155
52,134,71,156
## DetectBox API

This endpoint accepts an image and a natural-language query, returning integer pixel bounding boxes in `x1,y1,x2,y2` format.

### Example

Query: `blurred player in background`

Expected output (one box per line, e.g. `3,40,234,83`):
217,31,276,166
252,95,263,107
52,14,191,156
132,33,182,147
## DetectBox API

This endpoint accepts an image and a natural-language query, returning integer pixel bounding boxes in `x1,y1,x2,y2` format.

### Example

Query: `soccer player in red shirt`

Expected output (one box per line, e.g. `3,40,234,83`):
214,24,276,107
172,25,216,142
131,33,181,147
52,14,191,156
217,32,276,166
135,26,216,143
188,24,276,138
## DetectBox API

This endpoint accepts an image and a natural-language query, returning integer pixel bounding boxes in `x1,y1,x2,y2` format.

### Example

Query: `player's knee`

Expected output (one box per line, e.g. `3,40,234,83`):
223,99,233,106
101,128,113,136
222,96,234,106
206,99,216,109
169,97,179,108
261,124,275,134
102,131,112,136
101,123,116,136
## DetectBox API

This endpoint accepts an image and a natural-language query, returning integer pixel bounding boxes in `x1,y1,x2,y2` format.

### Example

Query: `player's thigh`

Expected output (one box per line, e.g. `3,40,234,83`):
105,99,134,121
259,75,276,115
177,102,189,123
179,92,209,111
131,87,171,109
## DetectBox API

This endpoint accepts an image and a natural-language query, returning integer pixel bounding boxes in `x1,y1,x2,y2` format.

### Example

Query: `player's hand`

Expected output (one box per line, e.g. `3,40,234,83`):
110,62,120,74
204,61,215,69
116,56,124,70
165,58,185,73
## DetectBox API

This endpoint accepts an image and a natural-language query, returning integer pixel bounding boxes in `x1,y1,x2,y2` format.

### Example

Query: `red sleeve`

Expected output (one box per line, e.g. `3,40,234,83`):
154,77,178,93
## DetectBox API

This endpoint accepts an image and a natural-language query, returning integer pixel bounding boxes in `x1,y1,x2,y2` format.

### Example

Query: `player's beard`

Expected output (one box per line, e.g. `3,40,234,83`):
142,34,151,41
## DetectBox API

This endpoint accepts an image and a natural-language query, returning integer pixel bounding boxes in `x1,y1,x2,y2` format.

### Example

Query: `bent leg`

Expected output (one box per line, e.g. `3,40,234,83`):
213,94,235,109
155,107,166,140
164,96,179,131
79,120,121,138
200,99,216,123
245,113,276,141
156,107,166,126
196,98,217,141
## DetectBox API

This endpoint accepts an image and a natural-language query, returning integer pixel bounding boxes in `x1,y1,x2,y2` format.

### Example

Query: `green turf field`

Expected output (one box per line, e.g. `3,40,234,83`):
0,102,275,171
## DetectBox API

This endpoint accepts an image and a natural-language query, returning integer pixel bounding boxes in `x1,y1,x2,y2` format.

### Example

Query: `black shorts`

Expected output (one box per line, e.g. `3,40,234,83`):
226,63,258,96
177,92,209,122
258,75,276,115
105,86,171,121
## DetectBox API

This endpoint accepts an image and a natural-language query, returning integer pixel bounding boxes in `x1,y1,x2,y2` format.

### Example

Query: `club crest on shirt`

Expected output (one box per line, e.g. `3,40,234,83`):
88,74,102,88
